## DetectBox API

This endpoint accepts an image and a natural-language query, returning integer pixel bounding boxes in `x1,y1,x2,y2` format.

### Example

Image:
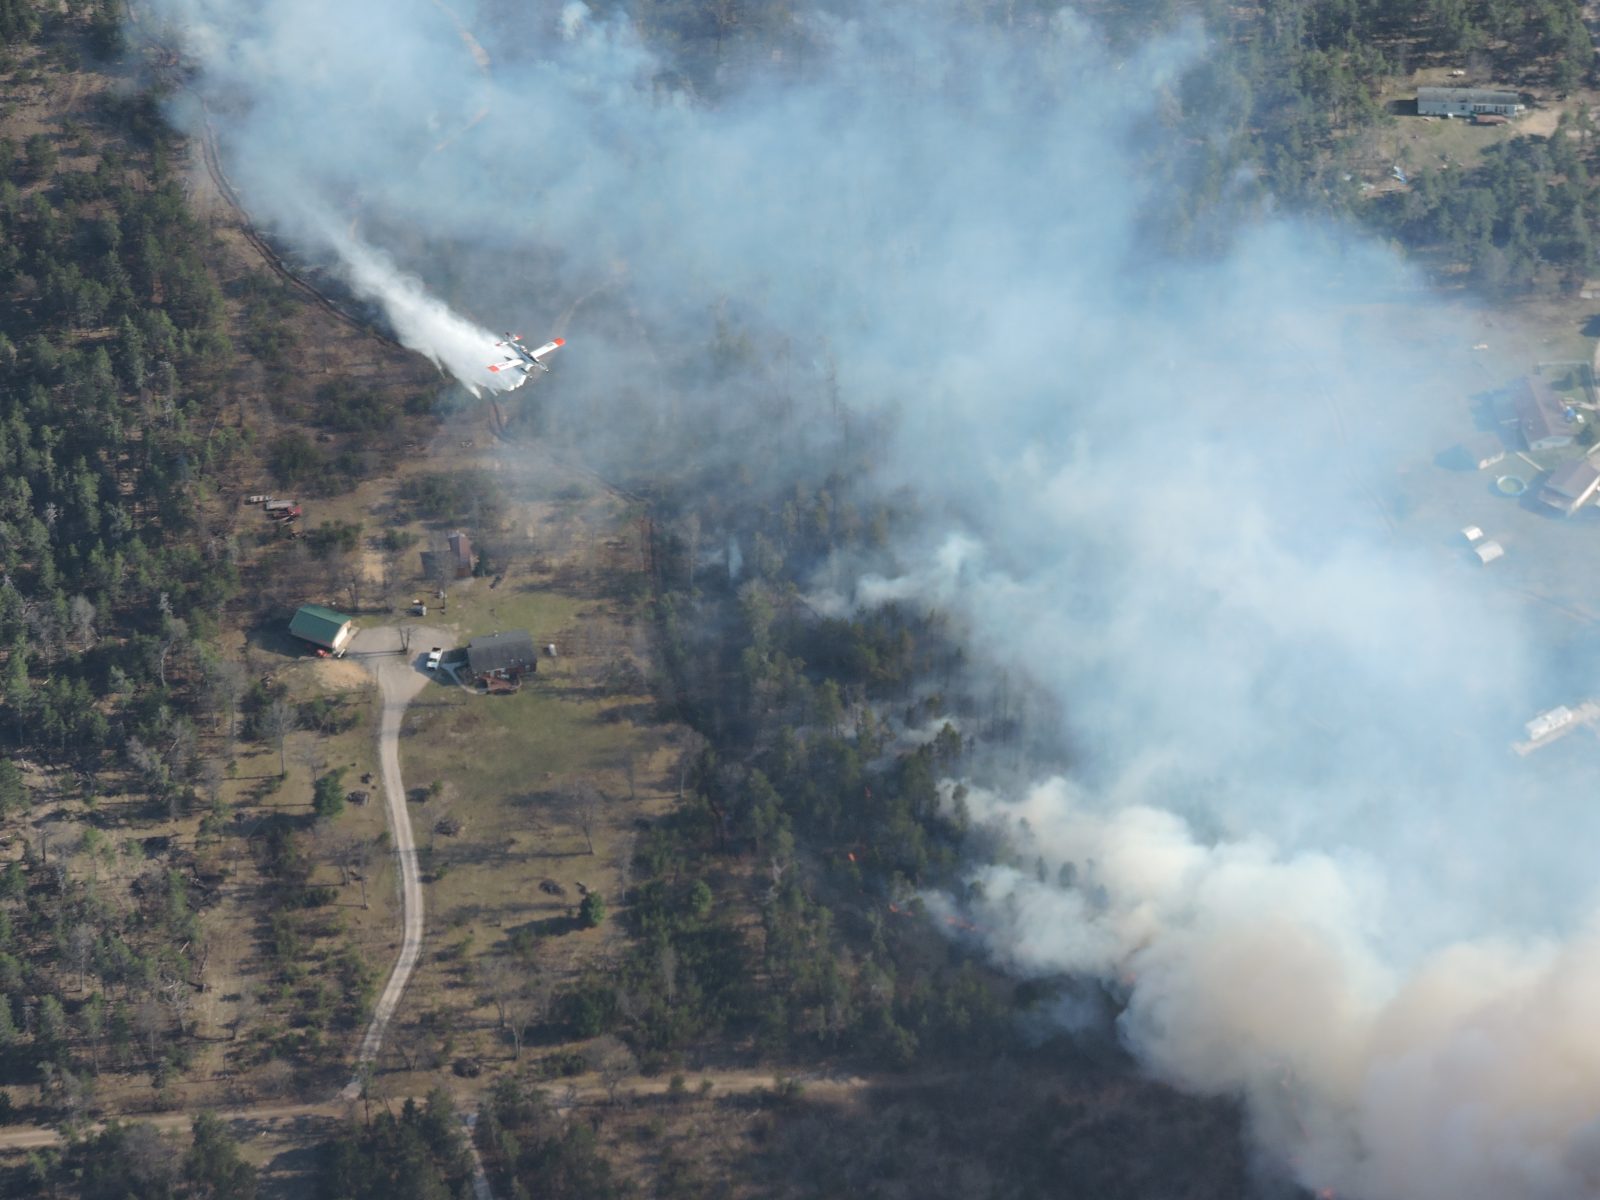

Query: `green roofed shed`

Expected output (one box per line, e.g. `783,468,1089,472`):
289,604,355,655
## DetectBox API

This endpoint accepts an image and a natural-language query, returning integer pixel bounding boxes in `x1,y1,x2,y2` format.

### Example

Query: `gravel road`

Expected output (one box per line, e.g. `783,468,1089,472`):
340,625,449,1099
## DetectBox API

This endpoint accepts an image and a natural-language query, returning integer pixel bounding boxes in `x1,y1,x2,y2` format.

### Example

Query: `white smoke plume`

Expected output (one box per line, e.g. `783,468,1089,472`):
327,229,527,396
134,1,1600,1196
943,778,1600,1200
148,0,524,393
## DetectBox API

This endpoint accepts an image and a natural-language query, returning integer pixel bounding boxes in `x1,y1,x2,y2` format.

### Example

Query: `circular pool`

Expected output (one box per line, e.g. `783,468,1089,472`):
1496,475,1527,496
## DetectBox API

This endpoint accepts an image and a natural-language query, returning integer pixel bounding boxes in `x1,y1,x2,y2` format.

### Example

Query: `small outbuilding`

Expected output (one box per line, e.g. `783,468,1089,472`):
289,604,355,656
1461,525,1484,544
1474,540,1505,564
1417,87,1523,118
466,630,538,681
1538,457,1600,515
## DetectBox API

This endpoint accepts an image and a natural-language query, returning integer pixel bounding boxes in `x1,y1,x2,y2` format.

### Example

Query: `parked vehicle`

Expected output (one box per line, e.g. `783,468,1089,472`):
426,647,443,671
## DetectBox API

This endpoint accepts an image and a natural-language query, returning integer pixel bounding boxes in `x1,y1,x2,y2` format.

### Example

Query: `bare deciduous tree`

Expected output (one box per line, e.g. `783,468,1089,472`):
262,698,297,778
504,970,552,1061
66,924,95,993
81,992,107,1073
430,797,459,840
380,550,401,606
132,997,167,1063
479,955,516,1031
426,542,453,602
126,735,170,801
112,1119,172,1185
614,831,636,899
152,615,188,689
163,715,198,772
23,598,61,665
341,555,364,614
36,817,75,868
230,988,260,1043
199,758,226,813
68,595,97,648
562,780,601,856
349,836,374,908
676,730,708,800
201,655,247,744
587,1035,636,1105
158,968,196,1034
320,829,374,906
298,738,325,787
390,1023,429,1072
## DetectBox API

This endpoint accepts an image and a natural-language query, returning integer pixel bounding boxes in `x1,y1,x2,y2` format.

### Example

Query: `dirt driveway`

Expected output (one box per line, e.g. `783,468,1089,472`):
339,624,452,1097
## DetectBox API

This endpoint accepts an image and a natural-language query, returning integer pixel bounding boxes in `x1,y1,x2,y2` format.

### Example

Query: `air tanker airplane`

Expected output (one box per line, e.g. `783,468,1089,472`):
488,333,564,382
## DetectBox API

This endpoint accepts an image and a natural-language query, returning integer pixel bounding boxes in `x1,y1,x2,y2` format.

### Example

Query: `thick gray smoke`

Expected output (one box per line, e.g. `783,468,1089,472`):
139,1,1600,1195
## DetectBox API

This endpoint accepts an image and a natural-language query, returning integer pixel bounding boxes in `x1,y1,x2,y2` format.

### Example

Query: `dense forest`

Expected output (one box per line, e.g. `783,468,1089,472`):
0,100,242,769
0,0,421,1161
537,474,1016,1070
0,1110,259,1199
0,0,249,1136
318,1090,475,1200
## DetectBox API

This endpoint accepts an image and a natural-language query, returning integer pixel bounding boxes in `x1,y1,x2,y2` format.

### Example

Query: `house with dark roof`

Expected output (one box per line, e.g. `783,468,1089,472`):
289,604,355,655
1417,87,1523,118
466,630,538,681
1538,457,1600,515
1516,377,1575,450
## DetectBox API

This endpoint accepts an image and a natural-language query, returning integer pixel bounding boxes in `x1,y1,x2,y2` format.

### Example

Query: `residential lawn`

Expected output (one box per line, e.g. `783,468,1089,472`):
403,684,631,798
373,672,671,1082
431,577,590,648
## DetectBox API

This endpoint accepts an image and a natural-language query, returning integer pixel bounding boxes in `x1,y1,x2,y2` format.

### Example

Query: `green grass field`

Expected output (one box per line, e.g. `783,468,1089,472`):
402,683,630,800
436,577,590,647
